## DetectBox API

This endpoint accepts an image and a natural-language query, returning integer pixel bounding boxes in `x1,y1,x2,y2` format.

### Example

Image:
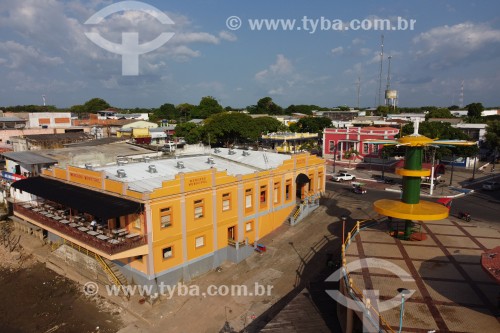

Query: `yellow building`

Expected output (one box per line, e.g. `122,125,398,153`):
11,148,325,286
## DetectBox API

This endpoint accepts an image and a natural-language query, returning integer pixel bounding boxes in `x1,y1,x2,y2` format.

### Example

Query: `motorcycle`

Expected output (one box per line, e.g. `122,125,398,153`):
352,185,367,194
458,211,471,222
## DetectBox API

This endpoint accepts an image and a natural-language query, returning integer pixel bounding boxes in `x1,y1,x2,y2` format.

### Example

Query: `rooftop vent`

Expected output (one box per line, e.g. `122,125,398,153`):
84,163,93,170
228,149,236,155
117,169,127,178
148,165,157,173
242,151,250,156
207,157,215,164
214,148,221,153
144,156,151,163
176,161,185,169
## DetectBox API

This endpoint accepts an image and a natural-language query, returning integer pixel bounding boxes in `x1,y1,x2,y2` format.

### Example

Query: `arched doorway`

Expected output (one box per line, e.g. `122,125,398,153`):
295,173,310,201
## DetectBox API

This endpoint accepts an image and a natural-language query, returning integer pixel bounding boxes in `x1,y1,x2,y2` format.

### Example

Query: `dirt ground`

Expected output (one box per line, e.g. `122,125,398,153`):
0,239,123,333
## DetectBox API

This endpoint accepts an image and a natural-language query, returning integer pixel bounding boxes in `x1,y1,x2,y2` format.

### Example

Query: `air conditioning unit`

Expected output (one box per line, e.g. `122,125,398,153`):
214,148,221,153
228,149,236,155
207,157,215,164
84,163,93,170
177,161,185,169
242,151,250,156
117,169,127,178
148,165,158,173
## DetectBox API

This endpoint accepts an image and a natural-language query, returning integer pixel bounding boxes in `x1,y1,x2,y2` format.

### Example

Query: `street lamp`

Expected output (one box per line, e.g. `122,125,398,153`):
397,288,411,333
341,215,347,245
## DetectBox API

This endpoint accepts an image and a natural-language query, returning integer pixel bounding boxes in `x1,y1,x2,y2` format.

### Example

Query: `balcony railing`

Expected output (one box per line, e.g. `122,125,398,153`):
14,203,147,256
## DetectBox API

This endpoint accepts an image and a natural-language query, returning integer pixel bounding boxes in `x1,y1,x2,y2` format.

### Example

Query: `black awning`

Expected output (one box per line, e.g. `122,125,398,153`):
12,177,142,220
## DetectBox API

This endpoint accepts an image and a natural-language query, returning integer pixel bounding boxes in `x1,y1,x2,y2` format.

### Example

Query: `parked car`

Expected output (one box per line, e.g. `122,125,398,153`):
332,171,356,182
482,181,500,191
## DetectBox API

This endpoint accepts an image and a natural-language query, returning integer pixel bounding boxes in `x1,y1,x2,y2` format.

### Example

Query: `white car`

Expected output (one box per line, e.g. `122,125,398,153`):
482,181,500,191
332,172,356,182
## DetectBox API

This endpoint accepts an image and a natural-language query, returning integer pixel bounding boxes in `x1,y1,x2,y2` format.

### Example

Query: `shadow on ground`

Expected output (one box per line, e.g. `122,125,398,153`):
419,254,500,317
228,193,367,333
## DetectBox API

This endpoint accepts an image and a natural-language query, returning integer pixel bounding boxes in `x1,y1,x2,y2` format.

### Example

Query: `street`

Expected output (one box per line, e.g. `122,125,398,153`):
326,180,500,226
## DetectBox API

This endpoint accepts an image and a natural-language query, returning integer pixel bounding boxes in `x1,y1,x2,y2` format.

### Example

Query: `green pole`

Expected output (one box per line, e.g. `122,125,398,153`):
401,147,423,204
401,147,423,240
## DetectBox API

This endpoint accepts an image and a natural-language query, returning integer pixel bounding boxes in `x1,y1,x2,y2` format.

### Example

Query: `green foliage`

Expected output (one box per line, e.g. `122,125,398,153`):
485,120,500,150
83,98,110,113
150,103,178,122
425,108,452,120
448,105,460,110
193,96,224,119
374,105,390,117
255,97,283,115
291,116,332,133
0,104,58,113
466,102,484,119
203,112,259,147
174,122,202,144
253,116,287,134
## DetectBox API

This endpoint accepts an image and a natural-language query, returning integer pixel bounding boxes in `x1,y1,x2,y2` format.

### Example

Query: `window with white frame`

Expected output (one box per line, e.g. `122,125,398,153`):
194,199,204,219
245,189,253,209
222,193,231,211
160,207,172,228
162,246,173,259
195,236,205,248
245,221,253,232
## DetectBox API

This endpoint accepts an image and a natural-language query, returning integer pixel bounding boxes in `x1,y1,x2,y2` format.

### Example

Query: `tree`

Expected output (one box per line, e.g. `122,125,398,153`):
83,98,110,113
174,122,202,144
344,148,360,168
467,102,484,119
256,97,283,115
195,96,224,119
425,108,452,120
485,120,500,155
292,116,332,133
374,105,390,117
253,116,287,134
203,112,258,147
177,103,196,122
151,103,178,122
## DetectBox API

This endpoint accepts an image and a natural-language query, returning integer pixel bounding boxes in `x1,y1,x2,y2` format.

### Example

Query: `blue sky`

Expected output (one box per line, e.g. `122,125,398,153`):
1,0,500,109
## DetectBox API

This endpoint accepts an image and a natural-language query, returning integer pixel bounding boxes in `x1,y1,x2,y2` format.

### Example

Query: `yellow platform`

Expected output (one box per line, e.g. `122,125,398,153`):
373,199,449,221
396,168,431,177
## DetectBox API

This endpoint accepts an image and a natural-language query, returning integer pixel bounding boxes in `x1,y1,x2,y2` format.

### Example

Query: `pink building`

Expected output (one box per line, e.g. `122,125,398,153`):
323,127,399,161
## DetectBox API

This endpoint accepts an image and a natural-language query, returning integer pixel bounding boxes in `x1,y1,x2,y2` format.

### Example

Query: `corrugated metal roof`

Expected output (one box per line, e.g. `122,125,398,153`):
2,151,58,165
95,148,292,193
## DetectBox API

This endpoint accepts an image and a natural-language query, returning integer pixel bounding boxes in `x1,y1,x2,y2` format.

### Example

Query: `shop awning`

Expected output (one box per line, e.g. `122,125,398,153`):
11,177,142,220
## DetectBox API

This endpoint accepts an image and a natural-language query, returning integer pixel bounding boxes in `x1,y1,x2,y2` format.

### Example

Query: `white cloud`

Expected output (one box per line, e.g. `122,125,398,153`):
255,54,293,81
218,31,237,42
0,41,63,69
331,46,344,56
411,22,500,70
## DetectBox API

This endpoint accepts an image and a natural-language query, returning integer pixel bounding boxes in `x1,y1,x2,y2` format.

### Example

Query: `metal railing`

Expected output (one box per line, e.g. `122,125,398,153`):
341,219,396,333
63,239,123,287
14,204,147,256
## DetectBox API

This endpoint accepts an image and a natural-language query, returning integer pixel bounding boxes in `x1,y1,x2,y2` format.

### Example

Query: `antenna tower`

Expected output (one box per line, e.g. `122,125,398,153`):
377,35,384,106
459,80,464,108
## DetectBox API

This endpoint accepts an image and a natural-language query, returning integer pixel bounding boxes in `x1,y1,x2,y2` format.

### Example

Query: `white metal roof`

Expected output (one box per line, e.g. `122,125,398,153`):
95,148,292,192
